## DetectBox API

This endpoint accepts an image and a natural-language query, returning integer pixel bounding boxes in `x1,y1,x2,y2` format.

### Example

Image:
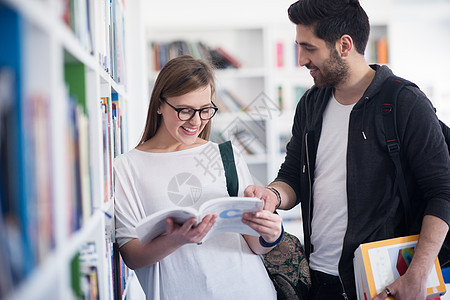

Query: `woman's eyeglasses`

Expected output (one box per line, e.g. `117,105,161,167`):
161,98,218,121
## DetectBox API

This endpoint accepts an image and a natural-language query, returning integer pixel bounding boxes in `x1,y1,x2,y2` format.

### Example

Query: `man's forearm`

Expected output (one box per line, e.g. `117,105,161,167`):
374,215,449,299
408,215,449,279
268,181,297,210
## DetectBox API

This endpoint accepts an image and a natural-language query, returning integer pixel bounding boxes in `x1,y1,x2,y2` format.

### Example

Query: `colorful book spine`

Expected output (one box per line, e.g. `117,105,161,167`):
376,36,389,65
65,63,92,225
0,8,52,290
276,41,284,68
101,97,113,202
71,242,100,299
111,93,122,158
217,89,245,112
277,85,283,110
366,36,389,65
0,64,28,295
61,0,94,54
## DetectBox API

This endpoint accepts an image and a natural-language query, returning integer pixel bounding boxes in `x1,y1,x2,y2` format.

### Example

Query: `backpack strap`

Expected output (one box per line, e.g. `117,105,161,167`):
380,76,417,228
219,141,239,197
439,120,450,154
380,76,450,267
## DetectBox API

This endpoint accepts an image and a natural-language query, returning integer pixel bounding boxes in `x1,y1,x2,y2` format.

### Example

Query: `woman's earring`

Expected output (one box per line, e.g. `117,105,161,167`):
157,108,161,114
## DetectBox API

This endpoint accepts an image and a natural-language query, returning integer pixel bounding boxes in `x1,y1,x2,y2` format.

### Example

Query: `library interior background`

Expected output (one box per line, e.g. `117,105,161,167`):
1,0,449,299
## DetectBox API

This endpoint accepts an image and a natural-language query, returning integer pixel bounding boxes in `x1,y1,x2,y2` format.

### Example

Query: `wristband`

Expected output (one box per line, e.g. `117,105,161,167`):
259,224,284,248
266,186,282,210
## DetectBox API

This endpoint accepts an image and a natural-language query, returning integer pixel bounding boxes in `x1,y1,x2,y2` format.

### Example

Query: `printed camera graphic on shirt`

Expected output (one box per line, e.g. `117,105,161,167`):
167,173,202,206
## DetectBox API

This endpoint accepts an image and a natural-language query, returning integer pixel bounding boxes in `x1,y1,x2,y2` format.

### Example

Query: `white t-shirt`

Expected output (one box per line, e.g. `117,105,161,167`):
309,94,354,275
114,141,276,300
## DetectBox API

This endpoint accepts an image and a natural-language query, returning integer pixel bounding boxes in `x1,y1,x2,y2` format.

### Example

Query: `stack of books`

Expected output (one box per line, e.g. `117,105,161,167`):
354,235,446,299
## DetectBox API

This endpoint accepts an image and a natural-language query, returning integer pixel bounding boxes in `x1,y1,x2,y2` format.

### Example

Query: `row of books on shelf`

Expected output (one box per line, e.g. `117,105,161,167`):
0,8,57,294
152,39,300,70
71,242,101,299
276,41,320,68
0,63,92,296
275,35,389,68
64,62,94,232
215,85,308,114
366,36,389,65
113,242,131,299
215,89,247,113
70,70,128,300
62,0,94,54
276,84,309,111
65,61,127,217
71,238,130,300
212,120,266,156
101,94,126,203
61,0,127,83
0,60,126,297
275,41,300,68
106,0,127,84
1,2,130,299
151,40,242,71
0,66,57,296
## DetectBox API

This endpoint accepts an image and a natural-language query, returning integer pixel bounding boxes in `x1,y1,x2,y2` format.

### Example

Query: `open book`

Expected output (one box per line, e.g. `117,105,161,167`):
354,235,446,300
136,197,264,244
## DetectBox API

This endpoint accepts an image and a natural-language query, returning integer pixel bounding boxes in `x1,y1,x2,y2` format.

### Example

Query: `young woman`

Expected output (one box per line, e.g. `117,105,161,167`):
114,55,282,299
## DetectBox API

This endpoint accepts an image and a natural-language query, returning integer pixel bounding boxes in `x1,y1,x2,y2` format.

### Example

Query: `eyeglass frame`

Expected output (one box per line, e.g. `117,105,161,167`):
160,97,219,121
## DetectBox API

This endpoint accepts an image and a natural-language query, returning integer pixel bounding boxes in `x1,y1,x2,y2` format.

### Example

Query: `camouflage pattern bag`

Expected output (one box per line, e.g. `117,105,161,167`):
262,232,311,300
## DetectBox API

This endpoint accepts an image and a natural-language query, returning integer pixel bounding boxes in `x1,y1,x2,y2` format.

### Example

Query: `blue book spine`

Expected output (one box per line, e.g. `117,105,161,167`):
0,4,35,280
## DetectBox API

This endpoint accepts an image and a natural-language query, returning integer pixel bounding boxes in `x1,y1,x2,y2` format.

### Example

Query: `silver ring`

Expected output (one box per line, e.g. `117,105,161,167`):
385,287,392,297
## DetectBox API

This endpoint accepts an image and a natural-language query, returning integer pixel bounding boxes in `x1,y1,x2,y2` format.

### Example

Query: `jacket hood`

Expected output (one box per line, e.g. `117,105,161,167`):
354,64,395,109
301,64,396,138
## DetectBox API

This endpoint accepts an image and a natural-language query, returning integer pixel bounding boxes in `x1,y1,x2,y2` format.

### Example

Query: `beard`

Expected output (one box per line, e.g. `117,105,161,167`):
312,48,349,88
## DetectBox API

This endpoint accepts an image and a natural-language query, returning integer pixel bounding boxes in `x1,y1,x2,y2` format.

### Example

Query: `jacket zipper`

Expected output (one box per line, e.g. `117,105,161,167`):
304,132,312,254
338,274,349,300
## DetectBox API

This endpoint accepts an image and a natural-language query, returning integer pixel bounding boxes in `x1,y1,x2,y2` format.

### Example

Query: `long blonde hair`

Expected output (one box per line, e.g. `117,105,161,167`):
138,55,216,146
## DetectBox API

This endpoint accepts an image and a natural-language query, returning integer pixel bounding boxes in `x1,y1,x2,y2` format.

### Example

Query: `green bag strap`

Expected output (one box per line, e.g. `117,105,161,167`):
219,141,239,197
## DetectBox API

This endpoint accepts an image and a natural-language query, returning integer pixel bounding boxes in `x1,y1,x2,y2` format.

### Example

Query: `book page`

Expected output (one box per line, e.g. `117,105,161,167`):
136,208,197,244
353,257,362,300
199,197,263,239
368,247,396,294
355,248,372,299
368,241,441,294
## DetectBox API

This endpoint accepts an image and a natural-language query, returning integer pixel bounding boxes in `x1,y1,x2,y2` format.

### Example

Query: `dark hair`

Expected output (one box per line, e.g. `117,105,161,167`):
288,0,370,55
138,55,216,145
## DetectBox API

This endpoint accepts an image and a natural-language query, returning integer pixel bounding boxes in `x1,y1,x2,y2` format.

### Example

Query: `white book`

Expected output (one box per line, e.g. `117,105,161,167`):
136,197,263,244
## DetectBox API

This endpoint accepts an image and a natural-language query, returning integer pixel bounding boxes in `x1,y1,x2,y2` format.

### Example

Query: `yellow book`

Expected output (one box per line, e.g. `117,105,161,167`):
354,235,446,300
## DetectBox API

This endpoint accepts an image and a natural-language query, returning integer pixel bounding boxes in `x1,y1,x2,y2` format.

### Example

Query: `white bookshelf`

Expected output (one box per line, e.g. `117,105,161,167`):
0,0,146,299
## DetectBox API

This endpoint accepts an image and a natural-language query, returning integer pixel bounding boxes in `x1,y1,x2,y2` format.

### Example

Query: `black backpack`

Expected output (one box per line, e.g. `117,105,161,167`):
378,76,450,267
